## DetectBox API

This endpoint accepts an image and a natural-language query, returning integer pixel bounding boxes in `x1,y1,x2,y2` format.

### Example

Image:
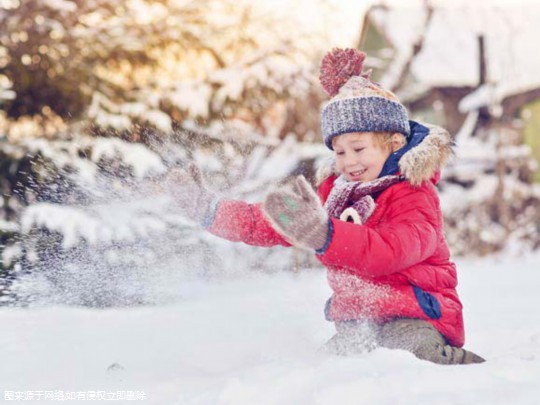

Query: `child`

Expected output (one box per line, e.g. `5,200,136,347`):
168,48,484,365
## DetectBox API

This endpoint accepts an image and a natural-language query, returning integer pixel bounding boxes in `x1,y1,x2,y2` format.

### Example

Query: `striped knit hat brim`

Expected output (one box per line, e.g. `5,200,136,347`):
321,96,410,150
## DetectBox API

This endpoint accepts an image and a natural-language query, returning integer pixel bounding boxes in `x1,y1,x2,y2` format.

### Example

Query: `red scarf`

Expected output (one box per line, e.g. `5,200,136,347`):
324,175,404,224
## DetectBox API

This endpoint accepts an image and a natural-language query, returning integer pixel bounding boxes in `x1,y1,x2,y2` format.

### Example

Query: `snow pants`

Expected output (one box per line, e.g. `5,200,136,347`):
324,318,485,365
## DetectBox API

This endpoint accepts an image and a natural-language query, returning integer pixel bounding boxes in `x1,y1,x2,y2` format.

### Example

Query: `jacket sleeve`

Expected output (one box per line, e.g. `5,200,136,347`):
317,184,440,277
207,199,291,248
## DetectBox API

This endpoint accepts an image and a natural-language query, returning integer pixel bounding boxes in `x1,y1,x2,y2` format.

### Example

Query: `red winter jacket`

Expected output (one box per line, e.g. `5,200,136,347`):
207,123,464,347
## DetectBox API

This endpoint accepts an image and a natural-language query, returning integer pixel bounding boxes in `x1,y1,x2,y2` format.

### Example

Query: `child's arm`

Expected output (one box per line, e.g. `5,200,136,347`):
260,176,440,276
317,184,440,277
166,164,290,248
206,199,291,247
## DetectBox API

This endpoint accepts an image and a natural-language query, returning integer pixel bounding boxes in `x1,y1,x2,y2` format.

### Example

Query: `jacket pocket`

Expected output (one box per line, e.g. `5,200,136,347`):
412,285,441,319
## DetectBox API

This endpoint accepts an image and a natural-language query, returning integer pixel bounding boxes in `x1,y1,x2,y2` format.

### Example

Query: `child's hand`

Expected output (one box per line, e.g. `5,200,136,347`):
165,163,216,226
263,176,330,251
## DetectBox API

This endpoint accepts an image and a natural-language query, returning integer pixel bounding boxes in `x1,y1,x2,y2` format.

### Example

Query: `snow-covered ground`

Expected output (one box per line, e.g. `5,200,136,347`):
1,254,539,404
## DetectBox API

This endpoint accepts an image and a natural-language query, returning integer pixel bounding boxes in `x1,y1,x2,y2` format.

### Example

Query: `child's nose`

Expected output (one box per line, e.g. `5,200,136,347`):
344,153,358,166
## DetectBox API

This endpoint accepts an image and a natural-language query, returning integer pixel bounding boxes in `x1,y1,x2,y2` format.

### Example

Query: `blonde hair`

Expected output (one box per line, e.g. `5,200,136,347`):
371,132,407,151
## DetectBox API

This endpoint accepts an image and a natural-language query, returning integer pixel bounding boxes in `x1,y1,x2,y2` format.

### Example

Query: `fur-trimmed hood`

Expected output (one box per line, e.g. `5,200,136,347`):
316,121,455,186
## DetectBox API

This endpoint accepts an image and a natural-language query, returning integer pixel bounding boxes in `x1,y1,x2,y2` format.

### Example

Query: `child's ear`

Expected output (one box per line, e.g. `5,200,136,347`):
390,133,406,152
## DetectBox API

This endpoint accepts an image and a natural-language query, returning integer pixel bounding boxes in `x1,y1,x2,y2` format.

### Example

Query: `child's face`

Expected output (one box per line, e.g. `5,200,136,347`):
333,132,393,182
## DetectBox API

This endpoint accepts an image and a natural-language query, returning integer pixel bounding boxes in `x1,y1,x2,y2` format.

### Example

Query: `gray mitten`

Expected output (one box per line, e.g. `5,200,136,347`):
166,164,216,226
263,176,330,251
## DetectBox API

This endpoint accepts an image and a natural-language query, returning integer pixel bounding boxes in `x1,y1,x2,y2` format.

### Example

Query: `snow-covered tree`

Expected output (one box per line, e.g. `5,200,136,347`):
1,0,350,305
0,128,329,306
0,0,331,140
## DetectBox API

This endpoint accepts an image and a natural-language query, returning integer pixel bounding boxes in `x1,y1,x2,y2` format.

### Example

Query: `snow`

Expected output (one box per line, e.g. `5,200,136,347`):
141,110,173,134
459,84,497,113
20,135,166,185
167,83,212,118
42,0,77,13
88,91,173,134
0,88,15,101
1,255,539,404
254,135,327,182
94,112,132,132
1,243,21,268
369,0,540,100
90,137,166,178
128,0,168,25
20,197,172,248
209,54,308,107
21,204,105,249
453,111,478,143
0,219,18,233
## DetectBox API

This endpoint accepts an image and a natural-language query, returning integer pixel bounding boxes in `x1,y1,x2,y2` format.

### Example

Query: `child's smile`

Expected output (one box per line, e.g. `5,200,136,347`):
348,168,367,181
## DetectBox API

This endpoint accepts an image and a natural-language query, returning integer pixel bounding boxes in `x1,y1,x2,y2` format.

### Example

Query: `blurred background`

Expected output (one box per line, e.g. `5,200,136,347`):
0,0,539,307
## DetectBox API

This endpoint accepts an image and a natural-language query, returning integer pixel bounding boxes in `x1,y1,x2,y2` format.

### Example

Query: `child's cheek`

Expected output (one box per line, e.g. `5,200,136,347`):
334,156,344,175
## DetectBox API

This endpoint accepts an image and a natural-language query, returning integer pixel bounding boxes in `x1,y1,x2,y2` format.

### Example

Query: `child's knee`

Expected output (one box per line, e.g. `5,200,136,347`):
377,318,445,351
323,320,378,356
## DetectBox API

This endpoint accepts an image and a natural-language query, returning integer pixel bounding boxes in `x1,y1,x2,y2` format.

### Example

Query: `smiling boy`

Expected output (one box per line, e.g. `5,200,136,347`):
167,48,485,364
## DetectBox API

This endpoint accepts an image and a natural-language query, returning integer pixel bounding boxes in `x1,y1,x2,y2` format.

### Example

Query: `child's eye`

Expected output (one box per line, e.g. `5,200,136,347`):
336,151,345,156
354,148,364,153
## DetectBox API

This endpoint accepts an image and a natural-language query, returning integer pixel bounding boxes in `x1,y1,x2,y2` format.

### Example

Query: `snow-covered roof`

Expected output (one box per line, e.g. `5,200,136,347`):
368,0,540,105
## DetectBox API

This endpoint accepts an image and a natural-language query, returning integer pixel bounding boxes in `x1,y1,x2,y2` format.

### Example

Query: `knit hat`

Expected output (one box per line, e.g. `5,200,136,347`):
320,48,410,150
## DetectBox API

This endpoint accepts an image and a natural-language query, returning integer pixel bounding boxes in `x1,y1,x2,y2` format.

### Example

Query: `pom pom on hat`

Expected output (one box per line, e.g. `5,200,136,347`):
319,48,368,97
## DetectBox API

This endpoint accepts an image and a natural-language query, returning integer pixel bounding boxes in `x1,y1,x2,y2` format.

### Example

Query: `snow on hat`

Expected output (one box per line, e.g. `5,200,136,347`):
319,48,410,150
